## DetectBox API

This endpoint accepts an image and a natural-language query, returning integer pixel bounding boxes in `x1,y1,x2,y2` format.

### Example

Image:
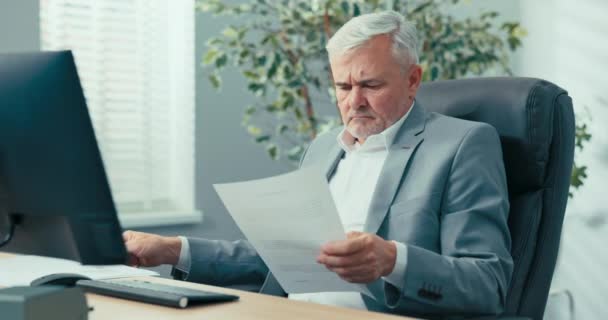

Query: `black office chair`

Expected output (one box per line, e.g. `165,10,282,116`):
416,77,575,320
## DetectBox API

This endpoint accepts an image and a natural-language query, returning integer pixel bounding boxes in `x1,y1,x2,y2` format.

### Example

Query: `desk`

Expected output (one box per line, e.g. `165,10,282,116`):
1,253,416,320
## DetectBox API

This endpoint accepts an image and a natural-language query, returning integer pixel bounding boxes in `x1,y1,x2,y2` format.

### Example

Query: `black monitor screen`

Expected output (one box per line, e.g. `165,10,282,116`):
0,51,127,265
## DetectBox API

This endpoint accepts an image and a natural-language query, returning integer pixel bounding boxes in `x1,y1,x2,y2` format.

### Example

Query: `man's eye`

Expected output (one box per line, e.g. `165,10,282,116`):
337,85,351,91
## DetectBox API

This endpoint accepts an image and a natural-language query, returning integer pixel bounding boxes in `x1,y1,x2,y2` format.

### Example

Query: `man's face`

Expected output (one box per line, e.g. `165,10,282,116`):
330,34,422,143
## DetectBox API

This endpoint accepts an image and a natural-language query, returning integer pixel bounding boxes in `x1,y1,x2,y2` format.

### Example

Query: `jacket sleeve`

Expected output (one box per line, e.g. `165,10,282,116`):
383,124,513,317
173,237,270,292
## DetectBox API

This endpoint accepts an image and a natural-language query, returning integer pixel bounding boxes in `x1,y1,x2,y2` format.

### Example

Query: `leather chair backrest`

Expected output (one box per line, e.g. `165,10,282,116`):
417,77,575,320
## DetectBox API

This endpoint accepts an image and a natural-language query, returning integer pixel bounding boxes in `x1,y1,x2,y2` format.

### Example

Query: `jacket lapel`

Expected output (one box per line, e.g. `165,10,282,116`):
364,102,428,234
324,141,345,180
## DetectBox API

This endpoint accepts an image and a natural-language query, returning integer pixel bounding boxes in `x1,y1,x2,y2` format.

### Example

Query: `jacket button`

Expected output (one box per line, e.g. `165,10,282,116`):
417,288,442,301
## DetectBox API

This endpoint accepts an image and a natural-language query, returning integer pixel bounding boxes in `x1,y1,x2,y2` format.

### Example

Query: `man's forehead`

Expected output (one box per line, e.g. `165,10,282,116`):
331,60,383,81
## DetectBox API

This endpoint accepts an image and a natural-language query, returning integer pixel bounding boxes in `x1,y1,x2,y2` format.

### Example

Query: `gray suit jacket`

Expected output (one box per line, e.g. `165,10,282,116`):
178,102,513,319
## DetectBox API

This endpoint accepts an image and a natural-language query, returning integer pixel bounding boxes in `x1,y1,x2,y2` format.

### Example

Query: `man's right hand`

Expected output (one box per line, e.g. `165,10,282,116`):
122,230,182,267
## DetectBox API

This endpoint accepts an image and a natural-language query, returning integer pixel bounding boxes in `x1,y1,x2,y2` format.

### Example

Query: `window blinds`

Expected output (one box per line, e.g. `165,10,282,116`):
40,0,199,226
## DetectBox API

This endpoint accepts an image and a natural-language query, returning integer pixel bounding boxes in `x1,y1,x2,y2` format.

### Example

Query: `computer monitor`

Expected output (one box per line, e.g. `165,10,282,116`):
0,51,127,265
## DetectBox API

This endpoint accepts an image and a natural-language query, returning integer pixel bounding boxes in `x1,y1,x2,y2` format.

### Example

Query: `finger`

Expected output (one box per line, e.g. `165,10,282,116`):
330,264,373,279
321,236,367,256
346,231,363,239
124,238,142,255
317,251,368,268
340,274,374,284
122,230,134,241
126,253,140,267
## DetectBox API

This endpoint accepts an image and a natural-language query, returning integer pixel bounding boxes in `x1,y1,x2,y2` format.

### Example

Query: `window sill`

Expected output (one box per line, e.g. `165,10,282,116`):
118,210,203,228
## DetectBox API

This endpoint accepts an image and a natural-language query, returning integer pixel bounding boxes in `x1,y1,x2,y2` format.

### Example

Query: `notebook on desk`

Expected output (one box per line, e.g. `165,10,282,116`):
0,255,159,287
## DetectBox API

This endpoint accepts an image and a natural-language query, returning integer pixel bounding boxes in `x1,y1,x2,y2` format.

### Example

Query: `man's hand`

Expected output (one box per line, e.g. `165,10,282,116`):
122,230,182,267
316,231,397,283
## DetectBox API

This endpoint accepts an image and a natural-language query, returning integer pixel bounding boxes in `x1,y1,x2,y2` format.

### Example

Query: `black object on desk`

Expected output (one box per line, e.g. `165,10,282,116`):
77,279,239,309
0,286,89,320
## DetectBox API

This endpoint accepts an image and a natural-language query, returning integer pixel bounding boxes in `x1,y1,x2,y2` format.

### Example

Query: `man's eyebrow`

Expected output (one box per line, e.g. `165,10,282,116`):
335,79,383,86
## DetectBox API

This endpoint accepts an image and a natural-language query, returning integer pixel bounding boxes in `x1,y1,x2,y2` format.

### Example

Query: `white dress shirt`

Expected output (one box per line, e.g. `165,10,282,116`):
177,103,414,310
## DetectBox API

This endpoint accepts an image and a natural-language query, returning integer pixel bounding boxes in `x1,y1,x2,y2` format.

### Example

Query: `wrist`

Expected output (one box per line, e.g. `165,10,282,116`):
164,236,182,265
382,240,397,276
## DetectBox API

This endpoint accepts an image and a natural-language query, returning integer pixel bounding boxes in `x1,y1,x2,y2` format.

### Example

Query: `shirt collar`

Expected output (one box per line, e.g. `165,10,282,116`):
337,101,415,154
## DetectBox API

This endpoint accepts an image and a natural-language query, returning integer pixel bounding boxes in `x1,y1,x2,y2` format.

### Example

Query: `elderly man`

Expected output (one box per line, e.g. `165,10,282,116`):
123,11,512,318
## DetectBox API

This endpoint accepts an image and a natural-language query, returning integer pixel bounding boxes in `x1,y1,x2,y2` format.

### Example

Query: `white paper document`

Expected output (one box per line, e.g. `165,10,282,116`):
0,255,159,286
214,166,372,296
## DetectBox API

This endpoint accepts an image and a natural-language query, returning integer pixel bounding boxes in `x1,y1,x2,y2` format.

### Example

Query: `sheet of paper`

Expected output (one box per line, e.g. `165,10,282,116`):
0,255,159,286
214,166,372,296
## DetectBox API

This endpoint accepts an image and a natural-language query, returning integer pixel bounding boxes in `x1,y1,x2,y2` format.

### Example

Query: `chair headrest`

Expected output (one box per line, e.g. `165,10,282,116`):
416,77,570,195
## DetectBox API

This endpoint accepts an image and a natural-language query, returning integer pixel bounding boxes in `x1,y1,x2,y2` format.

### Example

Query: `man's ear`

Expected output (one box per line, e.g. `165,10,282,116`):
408,64,423,93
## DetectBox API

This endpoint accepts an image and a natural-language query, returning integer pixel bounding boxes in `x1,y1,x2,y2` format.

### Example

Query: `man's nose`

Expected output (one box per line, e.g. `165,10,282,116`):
349,86,366,110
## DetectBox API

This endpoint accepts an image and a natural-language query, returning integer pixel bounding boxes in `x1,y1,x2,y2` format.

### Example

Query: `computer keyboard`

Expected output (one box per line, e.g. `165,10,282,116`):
76,279,239,308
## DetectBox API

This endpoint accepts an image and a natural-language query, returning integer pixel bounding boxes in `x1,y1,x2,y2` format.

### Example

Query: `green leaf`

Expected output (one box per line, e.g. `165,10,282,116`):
261,34,274,45
287,79,302,88
430,64,440,80
571,164,587,189
294,107,303,120
202,49,219,65
245,105,256,115
247,83,266,96
292,10,301,21
266,104,278,112
281,93,295,110
267,54,281,79
297,121,312,133
206,38,223,46
312,78,321,90
243,70,259,80
255,135,271,143
353,4,361,17
341,1,350,14
237,28,248,40
287,146,304,162
411,2,432,14
208,73,221,89
277,124,289,134
266,144,278,160
247,125,262,136
305,30,317,42
282,64,294,79
215,54,228,68
222,27,239,39
254,55,267,67
507,37,521,50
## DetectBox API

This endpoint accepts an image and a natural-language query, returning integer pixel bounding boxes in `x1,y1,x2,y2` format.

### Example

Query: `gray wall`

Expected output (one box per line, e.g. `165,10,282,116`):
0,0,39,53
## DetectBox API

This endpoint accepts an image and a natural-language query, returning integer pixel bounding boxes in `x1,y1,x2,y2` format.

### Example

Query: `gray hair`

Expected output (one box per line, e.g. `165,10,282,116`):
326,11,419,66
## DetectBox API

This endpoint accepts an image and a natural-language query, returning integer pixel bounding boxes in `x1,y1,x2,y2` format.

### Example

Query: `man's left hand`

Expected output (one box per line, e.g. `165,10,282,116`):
317,231,397,283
